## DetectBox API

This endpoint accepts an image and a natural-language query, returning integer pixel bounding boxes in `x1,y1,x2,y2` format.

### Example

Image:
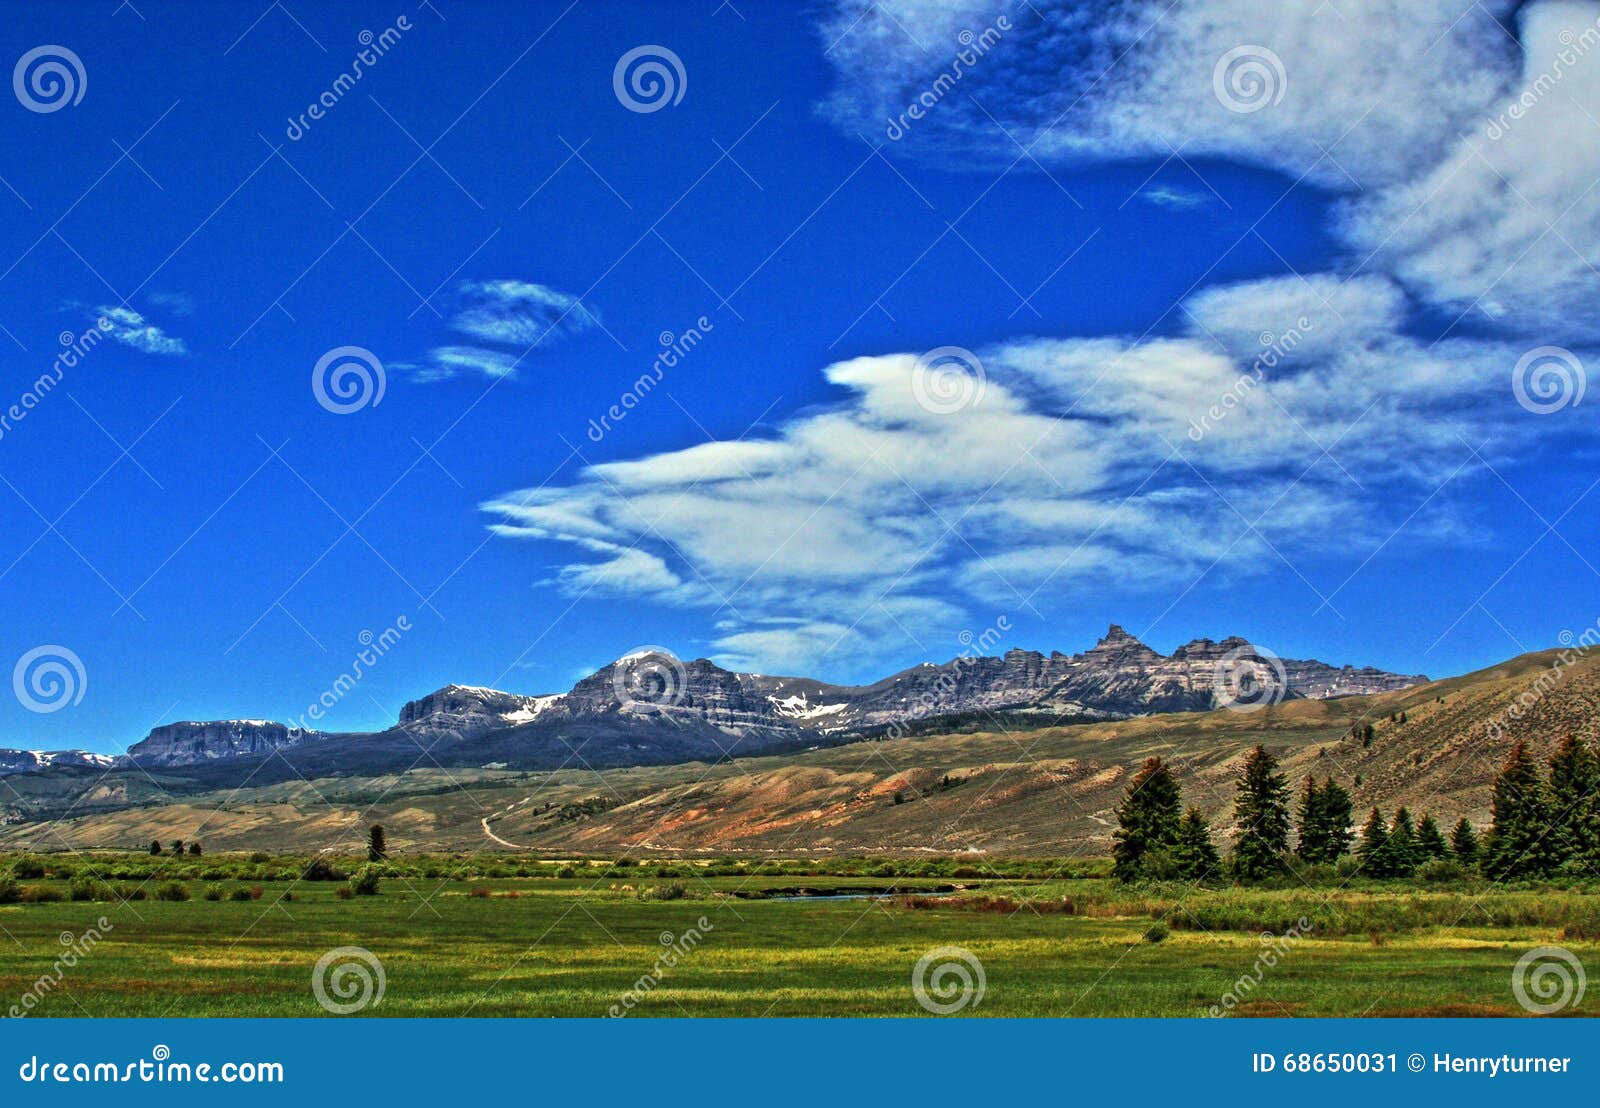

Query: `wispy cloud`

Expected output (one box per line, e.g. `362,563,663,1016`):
817,0,1600,342
1140,185,1210,210
145,290,195,316
483,273,1558,673
94,305,187,356
451,279,598,345
403,278,598,382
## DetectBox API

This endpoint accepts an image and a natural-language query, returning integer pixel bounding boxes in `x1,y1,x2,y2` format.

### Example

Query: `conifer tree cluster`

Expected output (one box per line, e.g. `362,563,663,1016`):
1483,737,1600,880
1294,776,1354,864
1354,806,1456,877
1112,758,1217,882
1109,735,1600,885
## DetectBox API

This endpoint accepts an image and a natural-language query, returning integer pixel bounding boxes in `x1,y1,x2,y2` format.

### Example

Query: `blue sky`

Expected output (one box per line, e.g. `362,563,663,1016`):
1,0,1597,754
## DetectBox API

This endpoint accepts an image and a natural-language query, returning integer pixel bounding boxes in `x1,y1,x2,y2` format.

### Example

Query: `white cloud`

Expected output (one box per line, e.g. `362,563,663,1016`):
485,274,1551,673
821,0,1600,341
411,345,521,382
477,2,1600,674
1340,0,1600,339
451,279,598,345
94,306,186,356
402,278,599,381
820,0,1519,189
1140,185,1210,209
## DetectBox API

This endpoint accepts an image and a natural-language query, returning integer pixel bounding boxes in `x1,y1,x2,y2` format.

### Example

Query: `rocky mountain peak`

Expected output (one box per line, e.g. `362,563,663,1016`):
125,719,312,767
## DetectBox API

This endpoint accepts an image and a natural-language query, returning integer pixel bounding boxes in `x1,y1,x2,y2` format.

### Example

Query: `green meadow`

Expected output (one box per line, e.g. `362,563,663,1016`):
1,853,1595,1017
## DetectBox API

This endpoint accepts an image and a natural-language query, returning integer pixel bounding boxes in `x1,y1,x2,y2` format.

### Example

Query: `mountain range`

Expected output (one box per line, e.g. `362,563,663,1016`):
1,626,1422,784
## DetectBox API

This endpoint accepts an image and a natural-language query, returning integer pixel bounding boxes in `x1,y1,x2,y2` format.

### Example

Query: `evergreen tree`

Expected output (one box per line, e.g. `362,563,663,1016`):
188,842,202,856
1295,776,1326,862
170,840,184,855
1173,807,1221,881
1232,746,1291,879
1387,808,1419,877
1450,818,1480,867
1112,757,1183,882
1546,735,1600,866
1295,776,1353,864
367,824,388,863
1484,741,1554,881
1356,808,1391,877
1415,814,1448,859
1320,778,1355,861
148,840,162,855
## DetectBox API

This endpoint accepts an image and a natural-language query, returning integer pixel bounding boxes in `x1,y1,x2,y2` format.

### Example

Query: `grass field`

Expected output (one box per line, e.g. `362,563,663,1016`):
1,853,1595,1017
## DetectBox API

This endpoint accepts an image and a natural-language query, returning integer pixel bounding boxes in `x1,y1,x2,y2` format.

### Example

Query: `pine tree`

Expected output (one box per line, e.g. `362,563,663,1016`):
1173,807,1221,881
148,840,162,855
188,842,202,856
367,824,388,863
1415,814,1447,859
1294,776,1353,864
1320,778,1355,861
1546,735,1600,867
1295,776,1326,862
1231,746,1291,879
1450,818,1480,867
1112,757,1183,882
1387,808,1419,877
1356,808,1391,877
1484,741,1554,881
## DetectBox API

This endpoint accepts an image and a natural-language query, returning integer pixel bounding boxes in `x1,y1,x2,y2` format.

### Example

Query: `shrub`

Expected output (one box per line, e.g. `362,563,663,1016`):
639,881,686,901
115,883,147,902
1143,922,1170,943
302,858,344,882
153,881,189,902
335,886,353,900
20,884,64,903
556,866,577,878
469,886,492,898
347,865,381,896
1417,858,1464,883
248,852,271,864
68,877,99,902
228,886,256,902
1334,855,1362,879
0,879,19,904
10,857,45,879
202,886,223,901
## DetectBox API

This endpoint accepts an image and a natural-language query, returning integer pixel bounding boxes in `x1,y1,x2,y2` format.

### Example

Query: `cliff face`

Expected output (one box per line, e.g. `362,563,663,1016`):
123,720,315,767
